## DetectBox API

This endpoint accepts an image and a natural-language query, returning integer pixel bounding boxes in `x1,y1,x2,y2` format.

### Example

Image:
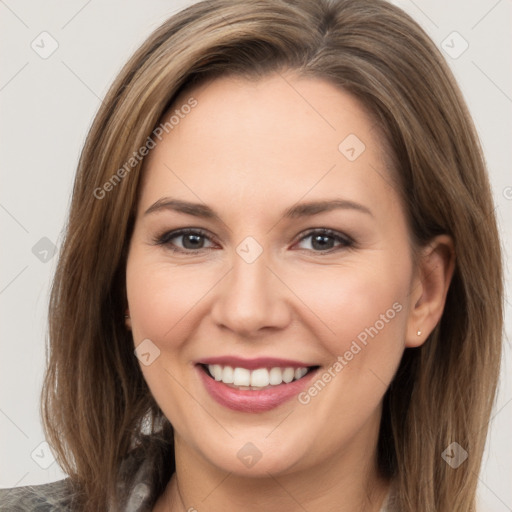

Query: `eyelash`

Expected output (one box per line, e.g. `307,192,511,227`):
153,228,354,255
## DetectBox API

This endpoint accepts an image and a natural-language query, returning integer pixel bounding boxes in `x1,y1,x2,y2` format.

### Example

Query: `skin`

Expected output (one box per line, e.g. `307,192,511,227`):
125,72,454,511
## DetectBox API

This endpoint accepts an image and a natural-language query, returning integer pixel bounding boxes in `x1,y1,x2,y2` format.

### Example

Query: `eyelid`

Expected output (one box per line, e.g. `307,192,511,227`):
153,227,218,252
292,228,354,253
153,227,354,253
295,227,353,245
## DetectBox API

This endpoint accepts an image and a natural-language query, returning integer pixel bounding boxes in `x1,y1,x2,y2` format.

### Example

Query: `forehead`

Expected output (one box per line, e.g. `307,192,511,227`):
159,72,382,160
139,72,398,219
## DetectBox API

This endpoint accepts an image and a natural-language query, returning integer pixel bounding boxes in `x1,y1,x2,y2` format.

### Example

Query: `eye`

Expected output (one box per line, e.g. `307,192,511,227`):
153,227,354,254
154,228,216,253
295,228,354,253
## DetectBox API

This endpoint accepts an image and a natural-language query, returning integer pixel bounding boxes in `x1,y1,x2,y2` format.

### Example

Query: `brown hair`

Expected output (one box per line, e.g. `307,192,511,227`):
41,0,503,510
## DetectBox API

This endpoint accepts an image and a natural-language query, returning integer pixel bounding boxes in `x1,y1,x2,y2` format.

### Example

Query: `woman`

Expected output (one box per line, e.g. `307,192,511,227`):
0,0,503,510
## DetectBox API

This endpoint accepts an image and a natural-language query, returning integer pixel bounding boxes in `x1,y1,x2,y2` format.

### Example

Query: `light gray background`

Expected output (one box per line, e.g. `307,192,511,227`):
1,0,511,510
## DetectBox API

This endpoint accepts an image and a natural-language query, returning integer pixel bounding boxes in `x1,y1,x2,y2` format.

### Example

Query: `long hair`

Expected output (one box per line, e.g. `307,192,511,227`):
41,0,503,510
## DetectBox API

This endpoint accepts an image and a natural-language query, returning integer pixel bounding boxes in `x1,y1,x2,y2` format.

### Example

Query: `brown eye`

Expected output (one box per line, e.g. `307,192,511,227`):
296,229,353,253
155,229,215,253
179,233,206,249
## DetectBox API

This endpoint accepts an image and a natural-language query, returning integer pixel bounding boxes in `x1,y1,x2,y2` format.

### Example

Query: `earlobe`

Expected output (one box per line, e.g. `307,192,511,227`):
405,235,455,348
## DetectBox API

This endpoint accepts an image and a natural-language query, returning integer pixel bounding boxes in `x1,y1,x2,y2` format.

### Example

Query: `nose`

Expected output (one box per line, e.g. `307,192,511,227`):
210,248,292,337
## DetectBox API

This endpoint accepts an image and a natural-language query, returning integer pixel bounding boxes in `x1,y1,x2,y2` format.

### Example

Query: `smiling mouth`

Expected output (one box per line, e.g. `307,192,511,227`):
199,363,319,391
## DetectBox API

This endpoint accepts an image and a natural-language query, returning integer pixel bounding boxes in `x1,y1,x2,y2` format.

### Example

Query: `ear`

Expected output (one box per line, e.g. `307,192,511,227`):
405,235,455,348
125,308,132,330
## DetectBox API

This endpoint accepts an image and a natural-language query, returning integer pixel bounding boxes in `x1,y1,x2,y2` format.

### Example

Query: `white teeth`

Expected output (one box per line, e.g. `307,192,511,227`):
250,368,269,387
206,364,311,388
212,364,223,381
282,367,295,383
222,365,234,384
269,367,283,385
233,367,251,386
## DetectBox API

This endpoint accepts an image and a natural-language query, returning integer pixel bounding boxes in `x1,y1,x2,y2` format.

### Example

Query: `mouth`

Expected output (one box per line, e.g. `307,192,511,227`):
199,363,317,390
195,357,320,413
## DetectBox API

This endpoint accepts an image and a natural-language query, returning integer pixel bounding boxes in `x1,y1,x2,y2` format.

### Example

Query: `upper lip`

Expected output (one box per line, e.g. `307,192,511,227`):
196,356,317,370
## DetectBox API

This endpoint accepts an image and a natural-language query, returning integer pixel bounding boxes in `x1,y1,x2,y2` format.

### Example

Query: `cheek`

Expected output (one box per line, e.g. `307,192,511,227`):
288,261,409,439
125,253,209,425
288,259,410,364
126,253,219,349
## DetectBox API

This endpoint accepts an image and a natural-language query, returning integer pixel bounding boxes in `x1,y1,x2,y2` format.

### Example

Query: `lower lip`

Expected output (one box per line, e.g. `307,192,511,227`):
197,366,318,413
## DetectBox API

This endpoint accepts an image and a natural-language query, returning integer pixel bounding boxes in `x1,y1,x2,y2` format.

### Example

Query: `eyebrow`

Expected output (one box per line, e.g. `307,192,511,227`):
144,197,373,219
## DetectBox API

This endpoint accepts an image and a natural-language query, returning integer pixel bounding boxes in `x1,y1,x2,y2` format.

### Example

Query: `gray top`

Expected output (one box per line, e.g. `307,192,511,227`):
0,478,73,511
0,436,168,512
0,471,155,511
0,481,397,511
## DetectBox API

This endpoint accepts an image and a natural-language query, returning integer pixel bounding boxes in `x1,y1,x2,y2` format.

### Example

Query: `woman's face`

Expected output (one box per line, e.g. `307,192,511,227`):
126,73,418,477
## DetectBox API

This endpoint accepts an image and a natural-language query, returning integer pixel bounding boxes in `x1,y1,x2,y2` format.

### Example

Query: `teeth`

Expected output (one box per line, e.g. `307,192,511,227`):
206,364,310,388
222,365,234,383
212,364,223,381
269,367,283,385
250,368,269,387
295,367,308,380
282,367,295,383
233,367,250,386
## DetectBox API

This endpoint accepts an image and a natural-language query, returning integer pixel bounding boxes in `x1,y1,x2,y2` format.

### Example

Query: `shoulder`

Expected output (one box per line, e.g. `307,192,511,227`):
0,433,174,512
0,478,74,511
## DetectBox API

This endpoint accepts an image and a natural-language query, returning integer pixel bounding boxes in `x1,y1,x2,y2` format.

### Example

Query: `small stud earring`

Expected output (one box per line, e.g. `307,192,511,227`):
125,314,130,319
417,330,422,336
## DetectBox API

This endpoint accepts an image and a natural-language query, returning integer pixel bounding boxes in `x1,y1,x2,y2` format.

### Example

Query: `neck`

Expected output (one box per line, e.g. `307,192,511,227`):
161,464,390,512
153,425,391,512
